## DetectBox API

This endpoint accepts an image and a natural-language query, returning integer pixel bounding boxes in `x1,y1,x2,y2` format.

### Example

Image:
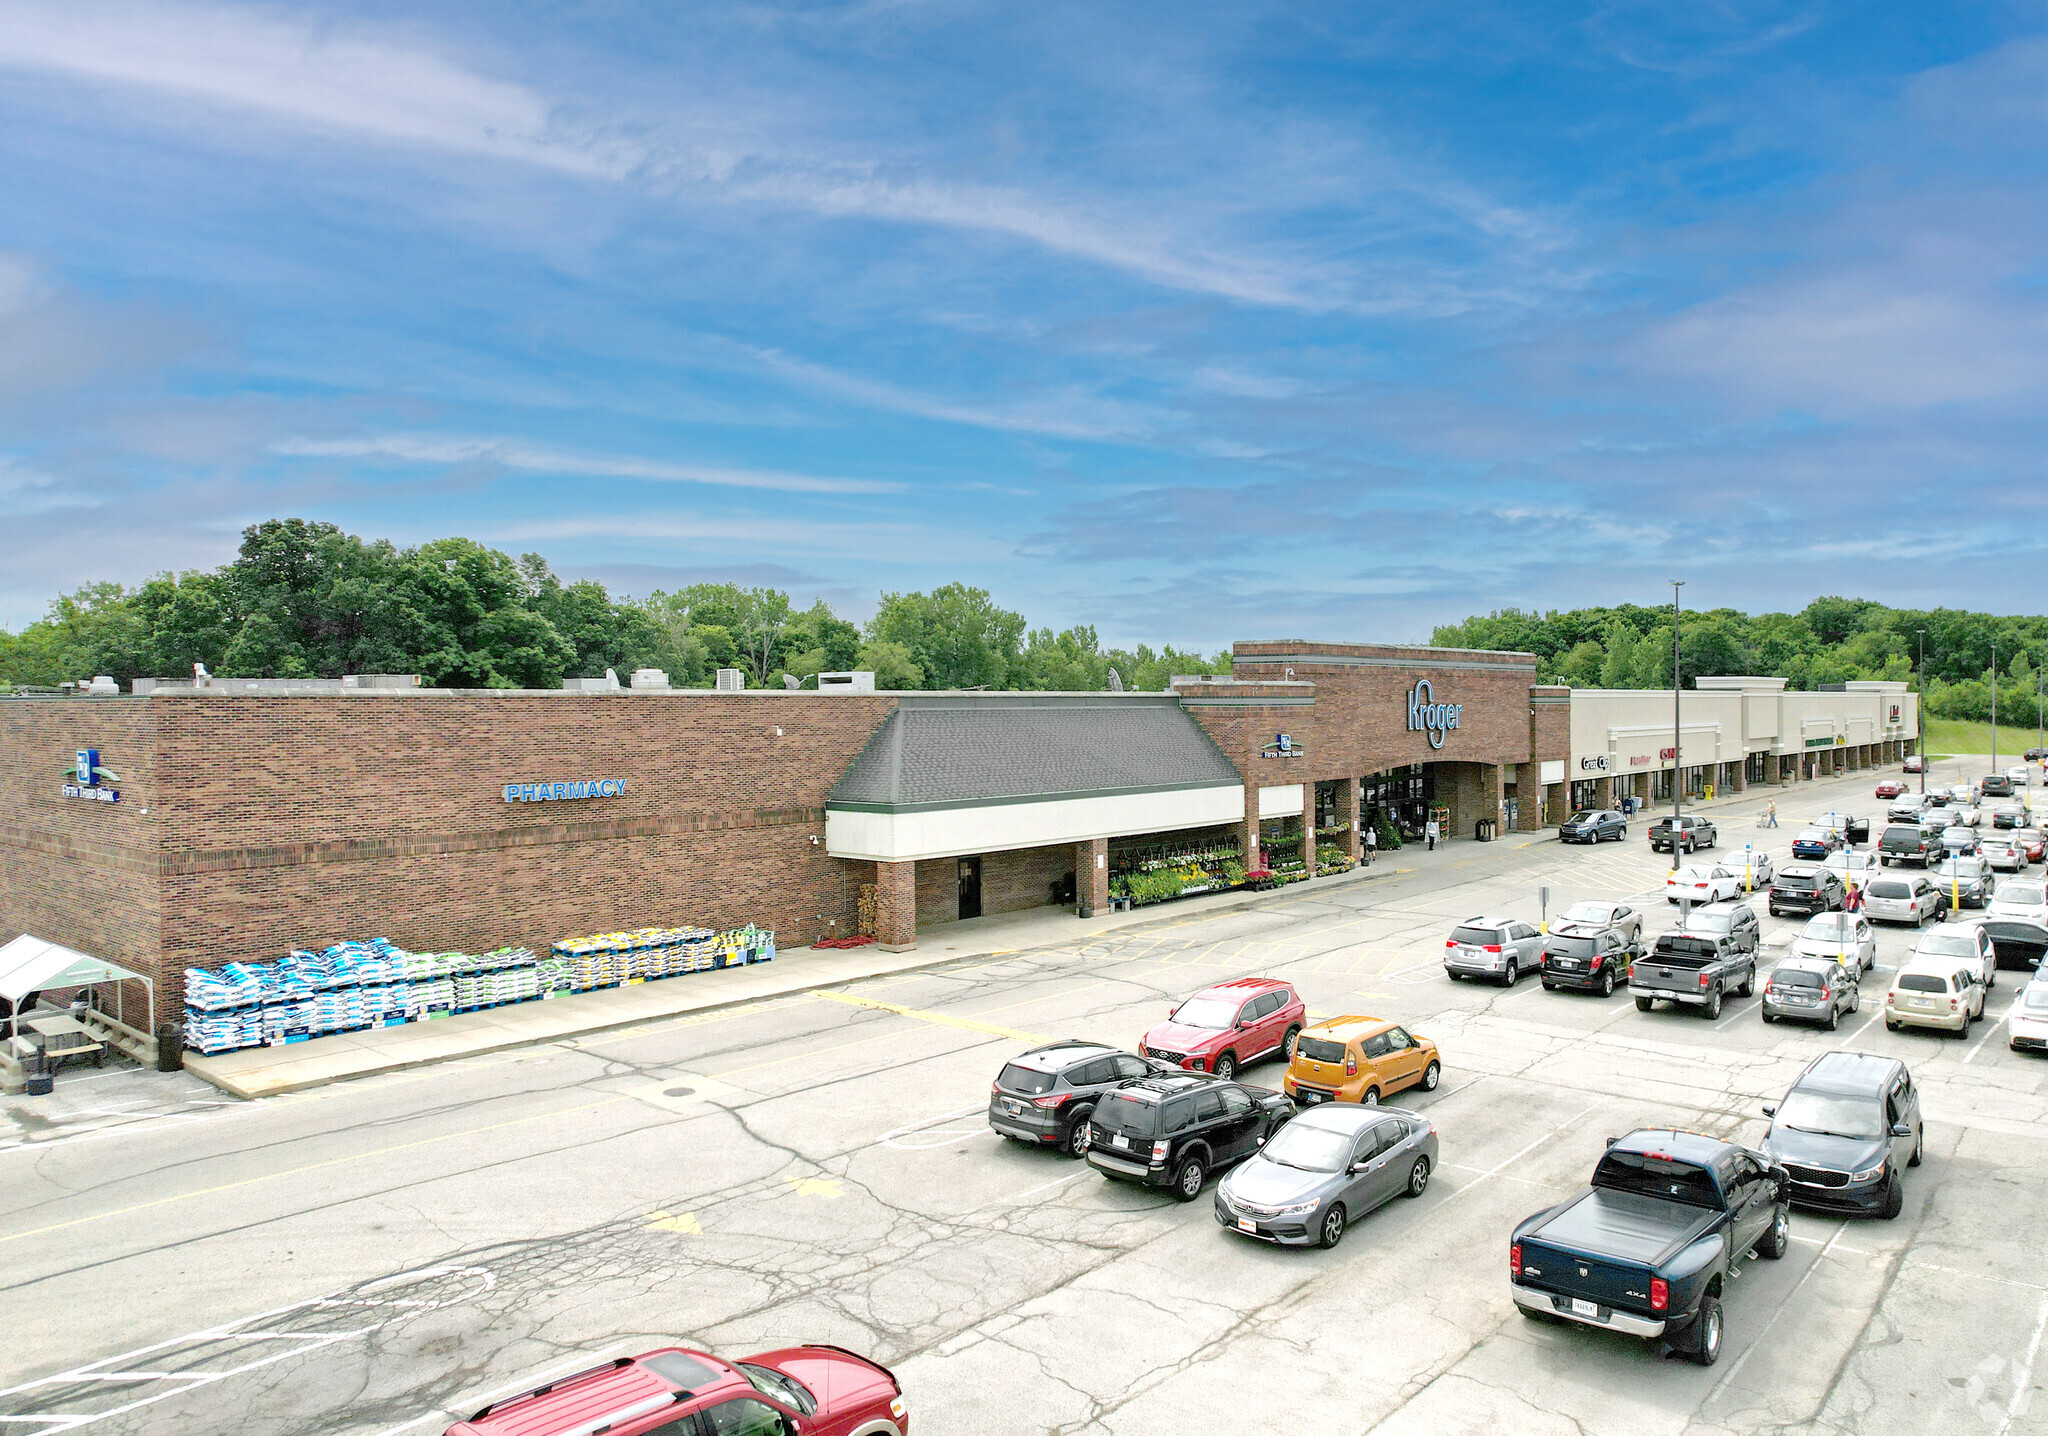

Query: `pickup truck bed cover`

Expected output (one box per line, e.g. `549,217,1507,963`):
1532,1187,1719,1266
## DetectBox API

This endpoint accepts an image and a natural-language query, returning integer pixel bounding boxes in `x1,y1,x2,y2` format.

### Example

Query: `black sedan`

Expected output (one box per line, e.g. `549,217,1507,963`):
1560,809,1627,844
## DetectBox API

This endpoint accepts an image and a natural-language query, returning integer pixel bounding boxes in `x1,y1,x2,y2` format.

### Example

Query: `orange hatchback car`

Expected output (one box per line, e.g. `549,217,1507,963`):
1282,1017,1441,1107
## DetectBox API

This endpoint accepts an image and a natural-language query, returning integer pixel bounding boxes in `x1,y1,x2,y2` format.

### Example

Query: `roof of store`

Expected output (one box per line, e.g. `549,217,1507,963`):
828,693,1241,813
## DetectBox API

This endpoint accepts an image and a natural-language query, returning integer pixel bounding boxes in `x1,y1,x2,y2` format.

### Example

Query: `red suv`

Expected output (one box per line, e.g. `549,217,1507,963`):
1140,977,1305,1080
446,1346,907,1436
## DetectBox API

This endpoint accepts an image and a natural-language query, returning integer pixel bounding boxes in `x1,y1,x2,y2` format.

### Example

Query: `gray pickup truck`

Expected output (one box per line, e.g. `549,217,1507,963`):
1512,1129,1790,1366
1630,932,1757,1019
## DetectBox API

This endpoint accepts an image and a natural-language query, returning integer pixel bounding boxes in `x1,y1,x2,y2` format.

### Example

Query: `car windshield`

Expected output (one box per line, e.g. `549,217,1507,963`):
1796,830,1829,842
1776,872,1821,890
738,1363,816,1416
1674,868,1712,882
1093,1091,1161,1136
1803,914,1854,938
1546,934,1599,956
1297,1037,1346,1064
2025,988,2048,1012
1259,1121,1359,1173
1774,1090,1884,1141
1773,966,1824,988
2001,887,2047,907
1561,903,1612,924
996,1062,1056,1095
1897,973,1948,993
1934,861,1977,878
1916,931,1973,957
1594,1150,1722,1209
1451,925,1503,945
1686,912,1732,934
1567,811,1599,823
1169,997,1240,1029
1868,881,1911,899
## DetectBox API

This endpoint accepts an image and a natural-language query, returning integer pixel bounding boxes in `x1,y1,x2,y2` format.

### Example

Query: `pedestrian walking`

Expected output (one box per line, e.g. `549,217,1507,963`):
1425,817,1440,852
1844,881,1863,914
1364,823,1378,865
1765,800,1779,829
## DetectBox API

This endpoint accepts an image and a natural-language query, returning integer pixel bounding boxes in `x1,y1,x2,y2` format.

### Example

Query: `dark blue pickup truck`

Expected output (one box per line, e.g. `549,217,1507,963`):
1510,1129,1790,1366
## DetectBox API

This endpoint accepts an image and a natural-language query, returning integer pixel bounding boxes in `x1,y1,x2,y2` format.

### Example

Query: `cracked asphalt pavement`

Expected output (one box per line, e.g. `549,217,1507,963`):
3,760,2046,1435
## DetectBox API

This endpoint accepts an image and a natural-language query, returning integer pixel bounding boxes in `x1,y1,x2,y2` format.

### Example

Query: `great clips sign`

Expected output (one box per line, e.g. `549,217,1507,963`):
1406,679,1463,750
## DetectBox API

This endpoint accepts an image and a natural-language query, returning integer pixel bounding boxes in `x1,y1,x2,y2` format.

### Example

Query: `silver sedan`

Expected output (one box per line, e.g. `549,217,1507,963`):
1215,1104,1438,1249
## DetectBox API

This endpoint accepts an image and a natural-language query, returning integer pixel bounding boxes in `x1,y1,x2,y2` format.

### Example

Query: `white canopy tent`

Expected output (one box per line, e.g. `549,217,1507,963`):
0,934,155,1044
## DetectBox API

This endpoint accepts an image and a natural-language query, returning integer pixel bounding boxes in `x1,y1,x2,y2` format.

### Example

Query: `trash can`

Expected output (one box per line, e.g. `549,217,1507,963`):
1475,819,1495,842
156,1022,184,1072
25,1052,53,1097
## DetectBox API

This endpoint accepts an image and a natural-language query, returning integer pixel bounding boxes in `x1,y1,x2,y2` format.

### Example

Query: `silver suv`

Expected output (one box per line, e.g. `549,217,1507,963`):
1762,958,1860,1030
1444,917,1546,985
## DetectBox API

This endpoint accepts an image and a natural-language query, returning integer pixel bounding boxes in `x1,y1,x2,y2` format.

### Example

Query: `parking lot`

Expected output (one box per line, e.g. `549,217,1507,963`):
3,754,2045,1436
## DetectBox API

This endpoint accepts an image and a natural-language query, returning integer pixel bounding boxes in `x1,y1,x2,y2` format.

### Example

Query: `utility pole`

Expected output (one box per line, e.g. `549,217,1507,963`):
1672,581,1685,844
1917,628,1926,796
1992,640,1999,776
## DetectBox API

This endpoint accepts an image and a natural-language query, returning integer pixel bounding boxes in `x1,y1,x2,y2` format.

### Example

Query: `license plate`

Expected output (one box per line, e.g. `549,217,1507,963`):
1571,1298,1600,1319
1237,1218,1256,1233
1112,1133,1130,1149
1004,1100,1022,1114
1302,1091,1325,1104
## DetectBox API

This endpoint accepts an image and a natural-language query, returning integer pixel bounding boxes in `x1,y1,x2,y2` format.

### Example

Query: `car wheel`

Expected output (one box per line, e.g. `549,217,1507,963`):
1599,968,1615,998
1886,1018,1900,1031
1825,1004,1839,1032
1064,1110,1094,1158
1756,1204,1790,1260
1542,980,1555,991
1688,1295,1724,1367
1361,1086,1381,1106
1172,1157,1206,1202
1909,1128,1923,1167
1881,1174,1904,1220
1738,968,1755,997
1405,1155,1432,1198
1282,1025,1301,1061
1850,987,1861,1012
1636,996,1654,1012
1502,957,1518,986
1212,1053,1237,1081
1704,987,1723,1020
1420,1060,1441,1091
1317,1203,1348,1249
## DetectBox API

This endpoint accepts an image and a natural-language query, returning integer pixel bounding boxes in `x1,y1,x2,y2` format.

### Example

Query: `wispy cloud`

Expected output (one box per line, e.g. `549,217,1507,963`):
273,434,901,495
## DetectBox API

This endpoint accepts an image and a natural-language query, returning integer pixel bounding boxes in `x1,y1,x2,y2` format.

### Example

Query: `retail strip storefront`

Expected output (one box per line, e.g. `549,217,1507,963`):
0,646,1917,1034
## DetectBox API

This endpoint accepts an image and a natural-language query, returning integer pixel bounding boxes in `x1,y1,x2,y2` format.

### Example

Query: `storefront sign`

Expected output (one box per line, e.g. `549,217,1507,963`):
1888,703,1902,725
1406,680,1462,750
61,748,120,803
1579,756,1608,772
1260,732,1305,759
1659,747,1676,761
503,779,629,803
1628,755,1653,767
1803,736,1840,749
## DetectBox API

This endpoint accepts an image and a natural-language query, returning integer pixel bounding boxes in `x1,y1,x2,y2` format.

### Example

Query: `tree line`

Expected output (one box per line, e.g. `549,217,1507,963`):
1433,597,2048,725
0,518,1230,693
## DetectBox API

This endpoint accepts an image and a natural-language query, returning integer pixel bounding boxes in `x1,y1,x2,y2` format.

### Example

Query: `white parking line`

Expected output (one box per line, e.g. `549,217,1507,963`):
1438,1097,1605,1205
1707,1222,1848,1400
1998,1294,2048,1436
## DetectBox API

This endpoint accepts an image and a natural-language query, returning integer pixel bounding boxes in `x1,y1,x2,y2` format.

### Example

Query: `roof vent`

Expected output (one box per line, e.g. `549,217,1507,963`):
630,668,670,690
816,670,876,693
715,668,745,692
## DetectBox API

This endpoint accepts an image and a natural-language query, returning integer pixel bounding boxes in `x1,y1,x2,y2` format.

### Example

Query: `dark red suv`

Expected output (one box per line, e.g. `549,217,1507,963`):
446,1345,907,1436
1140,977,1305,1080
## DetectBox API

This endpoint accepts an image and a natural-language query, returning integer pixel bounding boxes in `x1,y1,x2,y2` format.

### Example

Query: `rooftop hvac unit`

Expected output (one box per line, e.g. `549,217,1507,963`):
630,668,670,690
715,668,745,692
816,670,876,693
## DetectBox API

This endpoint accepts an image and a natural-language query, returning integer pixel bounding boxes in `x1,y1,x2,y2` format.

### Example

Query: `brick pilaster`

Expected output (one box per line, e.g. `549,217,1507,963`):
875,859,917,950
1335,777,1361,860
1077,837,1108,916
1243,805,1263,875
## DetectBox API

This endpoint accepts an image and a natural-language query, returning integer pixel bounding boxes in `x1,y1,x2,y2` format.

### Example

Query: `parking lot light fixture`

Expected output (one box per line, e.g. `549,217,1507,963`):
1917,628,1926,796
1672,580,1685,872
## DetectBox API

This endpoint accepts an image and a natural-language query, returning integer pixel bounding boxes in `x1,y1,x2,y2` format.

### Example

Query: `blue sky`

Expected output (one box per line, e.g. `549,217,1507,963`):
2,1,2046,645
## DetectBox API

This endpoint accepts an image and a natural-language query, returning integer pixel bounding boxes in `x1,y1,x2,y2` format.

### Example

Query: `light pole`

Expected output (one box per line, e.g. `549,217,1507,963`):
1672,581,1685,843
1992,640,1999,777
1916,628,1926,796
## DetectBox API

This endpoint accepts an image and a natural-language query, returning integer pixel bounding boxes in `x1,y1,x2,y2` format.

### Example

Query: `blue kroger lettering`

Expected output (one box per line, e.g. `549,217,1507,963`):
1406,679,1463,749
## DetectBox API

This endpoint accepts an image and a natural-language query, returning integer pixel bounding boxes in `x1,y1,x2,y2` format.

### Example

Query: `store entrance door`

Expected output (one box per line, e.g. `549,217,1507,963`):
957,856,983,919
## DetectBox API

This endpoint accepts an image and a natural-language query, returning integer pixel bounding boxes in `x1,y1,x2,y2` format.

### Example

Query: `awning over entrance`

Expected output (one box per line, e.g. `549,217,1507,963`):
826,694,1243,861
0,934,156,1039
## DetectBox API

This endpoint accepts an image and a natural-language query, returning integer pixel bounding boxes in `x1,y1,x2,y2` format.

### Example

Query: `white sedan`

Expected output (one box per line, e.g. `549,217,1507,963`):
1667,865,1741,906
1990,880,2048,921
1951,804,1983,828
1793,912,1878,976
1914,922,1998,990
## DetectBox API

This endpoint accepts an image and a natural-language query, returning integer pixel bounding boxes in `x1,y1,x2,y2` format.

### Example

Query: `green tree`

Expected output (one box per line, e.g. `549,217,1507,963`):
856,638,923,690
867,583,1025,689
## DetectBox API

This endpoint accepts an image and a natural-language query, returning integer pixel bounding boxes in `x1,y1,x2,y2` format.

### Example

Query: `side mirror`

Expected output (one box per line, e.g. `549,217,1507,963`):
1255,1135,1265,1146
1890,1121,1912,1138
1604,1135,1620,1149
1350,1161,1369,1173
1761,1104,1776,1117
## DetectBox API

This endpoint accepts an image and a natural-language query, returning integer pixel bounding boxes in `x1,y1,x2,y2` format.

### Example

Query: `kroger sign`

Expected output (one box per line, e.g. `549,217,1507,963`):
1406,679,1463,750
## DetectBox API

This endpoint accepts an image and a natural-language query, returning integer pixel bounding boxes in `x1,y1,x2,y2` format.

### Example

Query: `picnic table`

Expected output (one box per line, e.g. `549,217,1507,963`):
23,1013,104,1070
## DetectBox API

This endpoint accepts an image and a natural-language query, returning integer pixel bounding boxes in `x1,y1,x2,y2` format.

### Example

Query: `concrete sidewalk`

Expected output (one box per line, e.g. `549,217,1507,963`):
182,858,1405,1100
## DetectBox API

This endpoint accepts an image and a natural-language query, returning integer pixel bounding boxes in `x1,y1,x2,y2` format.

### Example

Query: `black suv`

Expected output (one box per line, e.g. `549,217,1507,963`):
989,1041,1170,1156
1649,815,1718,853
1759,1052,1923,1219
1086,1074,1294,1201
1769,864,1845,917
1560,809,1627,844
1539,924,1635,996
1981,773,2016,798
